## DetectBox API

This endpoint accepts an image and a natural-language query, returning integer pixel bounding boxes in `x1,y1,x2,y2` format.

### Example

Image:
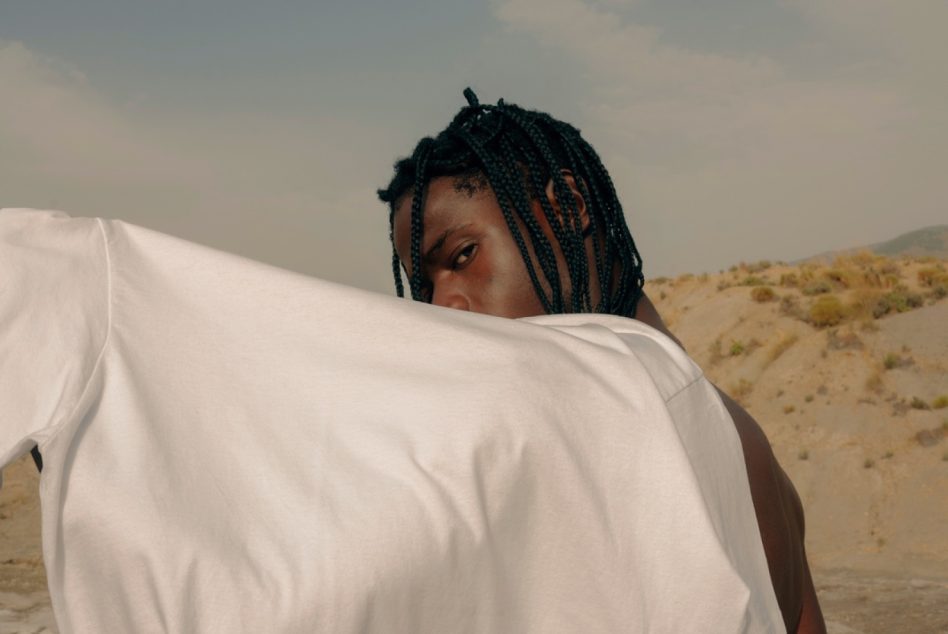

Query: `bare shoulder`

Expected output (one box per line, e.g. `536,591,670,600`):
714,387,826,634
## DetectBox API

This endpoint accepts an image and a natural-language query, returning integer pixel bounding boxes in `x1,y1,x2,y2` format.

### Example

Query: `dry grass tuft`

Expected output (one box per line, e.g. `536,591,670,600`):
809,295,847,327
751,286,777,303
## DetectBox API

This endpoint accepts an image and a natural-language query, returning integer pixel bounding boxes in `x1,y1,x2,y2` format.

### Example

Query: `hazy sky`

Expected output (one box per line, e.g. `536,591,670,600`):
2,1,946,293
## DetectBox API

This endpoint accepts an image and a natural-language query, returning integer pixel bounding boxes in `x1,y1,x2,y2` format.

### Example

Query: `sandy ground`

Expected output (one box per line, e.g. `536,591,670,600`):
1,257,946,632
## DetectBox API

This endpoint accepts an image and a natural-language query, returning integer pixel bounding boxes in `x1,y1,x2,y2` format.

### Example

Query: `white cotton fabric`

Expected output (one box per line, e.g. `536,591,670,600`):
0,208,783,633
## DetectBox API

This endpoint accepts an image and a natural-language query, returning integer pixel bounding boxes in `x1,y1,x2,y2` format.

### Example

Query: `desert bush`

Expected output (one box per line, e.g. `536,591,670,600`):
848,289,884,321
779,295,805,320
932,395,948,410
882,352,915,370
798,449,809,460
917,267,943,287
809,295,846,327
878,260,901,276
783,405,795,414
650,276,670,285
873,287,924,317
802,279,832,295
805,394,814,403
863,458,875,469
741,275,768,287
716,280,731,292
779,273,799,287
744,260,772,273
911,396,931,410
751,286,776,302
729,340,745,356
823,268,858,289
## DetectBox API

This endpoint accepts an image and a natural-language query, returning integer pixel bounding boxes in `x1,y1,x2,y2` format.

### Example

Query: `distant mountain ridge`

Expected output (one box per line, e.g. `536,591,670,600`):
801,225,948,263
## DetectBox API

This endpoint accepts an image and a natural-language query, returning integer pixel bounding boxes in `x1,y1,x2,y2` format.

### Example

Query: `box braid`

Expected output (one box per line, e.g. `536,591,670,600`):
377,88,645,318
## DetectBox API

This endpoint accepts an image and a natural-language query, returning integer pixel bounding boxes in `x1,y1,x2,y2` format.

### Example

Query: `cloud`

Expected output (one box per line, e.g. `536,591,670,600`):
490,0,948,274
0,39,397,292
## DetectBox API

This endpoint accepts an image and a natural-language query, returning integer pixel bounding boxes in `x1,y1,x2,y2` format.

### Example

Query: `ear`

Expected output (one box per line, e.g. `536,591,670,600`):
544,170,590,235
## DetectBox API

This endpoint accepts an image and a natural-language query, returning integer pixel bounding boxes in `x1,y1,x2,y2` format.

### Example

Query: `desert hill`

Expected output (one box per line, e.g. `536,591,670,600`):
803,225,948,263
646,252,948,631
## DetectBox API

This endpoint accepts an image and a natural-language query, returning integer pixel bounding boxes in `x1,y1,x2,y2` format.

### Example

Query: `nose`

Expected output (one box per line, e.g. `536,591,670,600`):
432,282,471,312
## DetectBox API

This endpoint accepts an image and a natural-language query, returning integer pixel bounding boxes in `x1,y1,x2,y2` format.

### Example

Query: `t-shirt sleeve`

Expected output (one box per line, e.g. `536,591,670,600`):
0,209,111,472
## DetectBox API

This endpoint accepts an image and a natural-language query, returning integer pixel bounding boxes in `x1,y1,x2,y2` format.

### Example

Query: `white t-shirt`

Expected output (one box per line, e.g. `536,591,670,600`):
0,208,782,633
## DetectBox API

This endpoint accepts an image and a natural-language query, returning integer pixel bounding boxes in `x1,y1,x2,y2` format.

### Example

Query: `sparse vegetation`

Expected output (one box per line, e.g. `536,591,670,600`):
910,397,930,410
805,394,814,403
883,352,913,370
864,458,875,469
798,449,809,460
809,295,846,327
730,340,745,356
802,279,833,296
784,405,796,414
933,395,948,410
751,286,776,303
741,275,768,287
918,267,944,287
873,286,924,317
779,273,799,288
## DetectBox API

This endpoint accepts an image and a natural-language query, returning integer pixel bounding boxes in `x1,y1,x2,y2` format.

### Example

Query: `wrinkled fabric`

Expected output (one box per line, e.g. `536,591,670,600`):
0,208,782,633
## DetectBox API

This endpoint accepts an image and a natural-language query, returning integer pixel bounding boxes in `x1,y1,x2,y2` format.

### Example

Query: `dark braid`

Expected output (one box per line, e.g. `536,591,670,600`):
377,88,645,317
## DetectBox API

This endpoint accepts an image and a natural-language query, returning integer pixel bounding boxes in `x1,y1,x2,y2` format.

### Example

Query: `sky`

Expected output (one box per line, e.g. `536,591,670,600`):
2,0,946,294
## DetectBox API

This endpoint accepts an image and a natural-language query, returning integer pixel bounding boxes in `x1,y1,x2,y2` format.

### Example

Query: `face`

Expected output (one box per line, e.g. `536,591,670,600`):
392,177,553,319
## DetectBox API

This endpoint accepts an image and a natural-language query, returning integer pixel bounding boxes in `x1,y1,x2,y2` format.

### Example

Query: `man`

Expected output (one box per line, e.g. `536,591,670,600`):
378,88,826,633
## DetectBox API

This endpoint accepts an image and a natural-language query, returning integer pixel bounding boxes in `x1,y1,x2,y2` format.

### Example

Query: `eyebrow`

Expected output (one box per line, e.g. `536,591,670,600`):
423,223,471,262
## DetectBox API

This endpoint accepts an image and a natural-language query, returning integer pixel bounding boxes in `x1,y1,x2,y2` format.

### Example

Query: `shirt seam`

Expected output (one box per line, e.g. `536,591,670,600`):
663,372,706,404
39,217,114,452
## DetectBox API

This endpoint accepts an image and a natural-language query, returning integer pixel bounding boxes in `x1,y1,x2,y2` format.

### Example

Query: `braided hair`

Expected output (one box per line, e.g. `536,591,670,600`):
377,88,645,317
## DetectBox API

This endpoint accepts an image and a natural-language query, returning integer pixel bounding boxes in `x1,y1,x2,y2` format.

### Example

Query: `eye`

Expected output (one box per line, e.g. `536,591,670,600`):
452,244,477,270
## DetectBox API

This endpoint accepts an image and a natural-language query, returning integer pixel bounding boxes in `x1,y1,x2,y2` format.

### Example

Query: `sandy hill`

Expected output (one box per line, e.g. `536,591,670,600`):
804,225,948,263
646,252,948,581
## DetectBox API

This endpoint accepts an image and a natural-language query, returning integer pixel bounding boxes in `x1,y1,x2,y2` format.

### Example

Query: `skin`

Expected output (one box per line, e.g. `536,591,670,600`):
393,175,826,634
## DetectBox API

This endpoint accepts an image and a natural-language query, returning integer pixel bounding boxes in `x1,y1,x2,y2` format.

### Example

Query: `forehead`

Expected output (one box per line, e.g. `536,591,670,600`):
392,177,499,244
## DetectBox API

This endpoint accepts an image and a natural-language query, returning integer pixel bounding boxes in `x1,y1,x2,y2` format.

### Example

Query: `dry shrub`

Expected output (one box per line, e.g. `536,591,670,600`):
779,295,806,320
826,329,863,350
779,273,799,287
650,276,670,285
911,396,931,410
751,286,776,302
823,268,858,289
809,295,846,327
917,267,943,287
874,286,924,317
741,275,768,287
878,259,901,276
729,340,745,356
783,404,796,414
802,279,833,296
848,288,884,321
933,395,948,410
